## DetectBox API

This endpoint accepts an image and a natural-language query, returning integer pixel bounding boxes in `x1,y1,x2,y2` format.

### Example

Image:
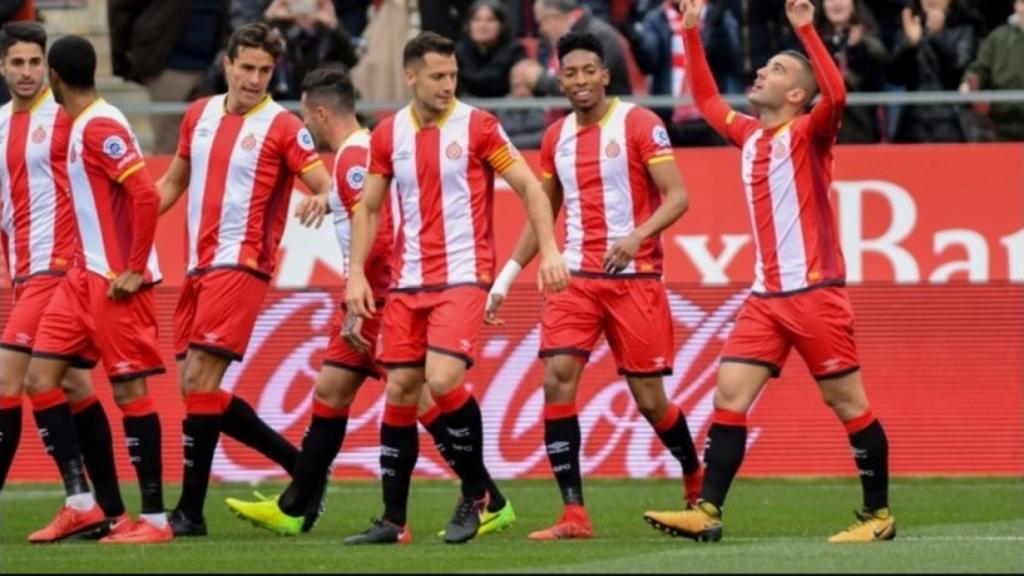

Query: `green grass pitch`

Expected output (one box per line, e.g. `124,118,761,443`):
1,477,1021,573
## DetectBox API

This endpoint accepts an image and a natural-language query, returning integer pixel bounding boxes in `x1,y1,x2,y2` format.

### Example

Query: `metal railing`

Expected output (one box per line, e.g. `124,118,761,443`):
112,90,1024,114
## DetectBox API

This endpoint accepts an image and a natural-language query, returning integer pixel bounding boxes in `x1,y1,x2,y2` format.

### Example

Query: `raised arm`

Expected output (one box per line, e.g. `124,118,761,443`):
787,0,847,138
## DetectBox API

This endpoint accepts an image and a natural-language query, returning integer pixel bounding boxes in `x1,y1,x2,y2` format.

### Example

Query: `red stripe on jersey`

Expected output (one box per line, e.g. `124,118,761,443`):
751,132,780,293
467,110,496,284
416,128,448,286
7,113,31,278
49,111,75,272
793,125,822,284
624,107,666,274
575,126,608,272
808,133,841,281
197,115,244,269
240,114,295,272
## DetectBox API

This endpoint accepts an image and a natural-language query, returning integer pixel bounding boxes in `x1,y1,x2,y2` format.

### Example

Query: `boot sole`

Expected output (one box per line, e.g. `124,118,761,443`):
29,519,106,544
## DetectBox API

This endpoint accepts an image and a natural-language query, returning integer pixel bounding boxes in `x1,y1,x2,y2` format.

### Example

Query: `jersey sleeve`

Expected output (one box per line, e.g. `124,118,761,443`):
538,121,561,181
82,117,147,184
368,118,395,178
176,99,206,160
683,27,761,147
626,107,676,166
277,113,323,175
334,145,369,217
474,111,519,174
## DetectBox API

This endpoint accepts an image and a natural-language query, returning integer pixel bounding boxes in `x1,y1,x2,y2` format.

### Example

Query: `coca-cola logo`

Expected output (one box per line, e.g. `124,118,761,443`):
211,287,762,481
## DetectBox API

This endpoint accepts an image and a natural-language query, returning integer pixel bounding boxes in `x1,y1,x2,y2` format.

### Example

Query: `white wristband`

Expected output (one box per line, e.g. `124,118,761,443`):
490,260,523,299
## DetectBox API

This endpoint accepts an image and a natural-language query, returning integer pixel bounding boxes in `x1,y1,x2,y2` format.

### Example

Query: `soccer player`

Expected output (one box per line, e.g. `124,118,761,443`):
156,22,333,537
0,23,134,538
22,34,171,544
643,0,894,544
224,67,515,539
486,31,701,541
344,32,569,545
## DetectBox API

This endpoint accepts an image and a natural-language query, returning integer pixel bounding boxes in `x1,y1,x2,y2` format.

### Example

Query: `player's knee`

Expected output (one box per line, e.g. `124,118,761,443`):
314,382,355,410
542,369,574,400
111,379,148,406
384,379,419,405
0,370,21,397
822,390,868,421
183,355,222,393
713,387,753,414
23,367,58,397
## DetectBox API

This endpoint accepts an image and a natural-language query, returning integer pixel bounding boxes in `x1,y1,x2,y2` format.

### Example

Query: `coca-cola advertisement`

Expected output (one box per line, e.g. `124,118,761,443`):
2,144,1022,481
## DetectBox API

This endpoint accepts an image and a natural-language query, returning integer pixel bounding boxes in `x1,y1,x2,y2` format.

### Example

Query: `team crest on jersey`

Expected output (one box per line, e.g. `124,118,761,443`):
652,125,671,148
773,142,788,159
241,133,258,151
446,140,463,160
298,128,316,151
346,165,366,190
605,139,621,158
31,126,47,144
103,136,128,159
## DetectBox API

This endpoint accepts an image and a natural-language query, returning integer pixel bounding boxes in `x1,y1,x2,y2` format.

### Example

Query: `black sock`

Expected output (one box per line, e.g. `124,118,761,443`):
31,391,89,496
847,415,889,511
0,401,23,491
435,389,487,501
122,398,164,515
73,398,126,517
700,410,748,509
176,393,223,522
421,408,506,512
380,404,418,526
544,405,584,506
652,406,701,475
279,403,348,517
220,393,299,475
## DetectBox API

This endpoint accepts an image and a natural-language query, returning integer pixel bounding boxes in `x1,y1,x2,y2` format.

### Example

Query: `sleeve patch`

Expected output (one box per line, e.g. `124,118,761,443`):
652,125,671,148
103,136,128,159
346,165,367,190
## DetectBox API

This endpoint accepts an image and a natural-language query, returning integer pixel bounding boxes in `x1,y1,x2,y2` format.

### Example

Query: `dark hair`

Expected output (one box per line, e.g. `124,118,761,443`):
47,35,96,90
814,0,878,38
227,22,284,61
403,31,456,67
1,22,46,59
538,0,580,14
301,66,356,114
556,30,605,64
779,49,817,101
466,0,511,44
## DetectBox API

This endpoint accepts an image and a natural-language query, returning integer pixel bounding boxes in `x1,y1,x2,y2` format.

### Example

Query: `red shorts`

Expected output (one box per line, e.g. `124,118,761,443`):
540,276,674,376
378,285,487,368
32,268,165,381
323,306,383,380
721,285,860,379
1,274,65,353
173,268,269,362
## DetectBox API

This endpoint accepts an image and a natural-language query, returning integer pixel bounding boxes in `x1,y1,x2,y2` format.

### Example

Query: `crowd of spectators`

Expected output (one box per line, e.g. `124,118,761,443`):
11,0,1019,150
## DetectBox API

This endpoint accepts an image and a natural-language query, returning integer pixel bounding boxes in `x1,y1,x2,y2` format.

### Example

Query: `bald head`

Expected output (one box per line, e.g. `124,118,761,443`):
779,50,817,106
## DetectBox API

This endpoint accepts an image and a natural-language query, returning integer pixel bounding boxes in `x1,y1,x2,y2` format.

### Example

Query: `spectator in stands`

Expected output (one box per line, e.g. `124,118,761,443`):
513,0,632,96
498,63,548,148
420,0,472,40
264,0,358,99
816,0,888,143
109,0,229,154
887,0,981,142
334,0,372,38
699,0,795,88
456,0,527,98
863,0,906,49
960,0,1024,141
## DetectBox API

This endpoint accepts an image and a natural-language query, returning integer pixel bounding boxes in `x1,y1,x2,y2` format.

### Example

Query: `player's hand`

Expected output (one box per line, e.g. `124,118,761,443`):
108,271,144,300
680,0,703,29
484,292,507,326
785,0,814,29
538,252,570,293
341,312,370,354
902,8,923,46
295,193,329,228
603,232,642,274
345,274,376,319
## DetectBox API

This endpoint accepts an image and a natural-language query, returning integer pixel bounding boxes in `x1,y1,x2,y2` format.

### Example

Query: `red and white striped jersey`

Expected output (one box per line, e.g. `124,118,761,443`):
177,94,323,278
540,99,675,276
369,100,518,291
328,128,393,300
685,24,847,295
0,88,78,283
66,99,161,283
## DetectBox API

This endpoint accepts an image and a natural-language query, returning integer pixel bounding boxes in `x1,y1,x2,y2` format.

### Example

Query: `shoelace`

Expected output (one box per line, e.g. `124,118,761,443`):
841,510,874,532
451,499,479,525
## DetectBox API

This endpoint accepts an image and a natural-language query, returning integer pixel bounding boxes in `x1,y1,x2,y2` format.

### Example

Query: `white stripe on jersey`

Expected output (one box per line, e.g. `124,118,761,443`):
392,107,423,288
767,130,808,292
599,102,636,274
554,117,583,271
186,95,224,271
0,107,15,275
742,130,766,293
26,109,57,272
439,109,475,285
